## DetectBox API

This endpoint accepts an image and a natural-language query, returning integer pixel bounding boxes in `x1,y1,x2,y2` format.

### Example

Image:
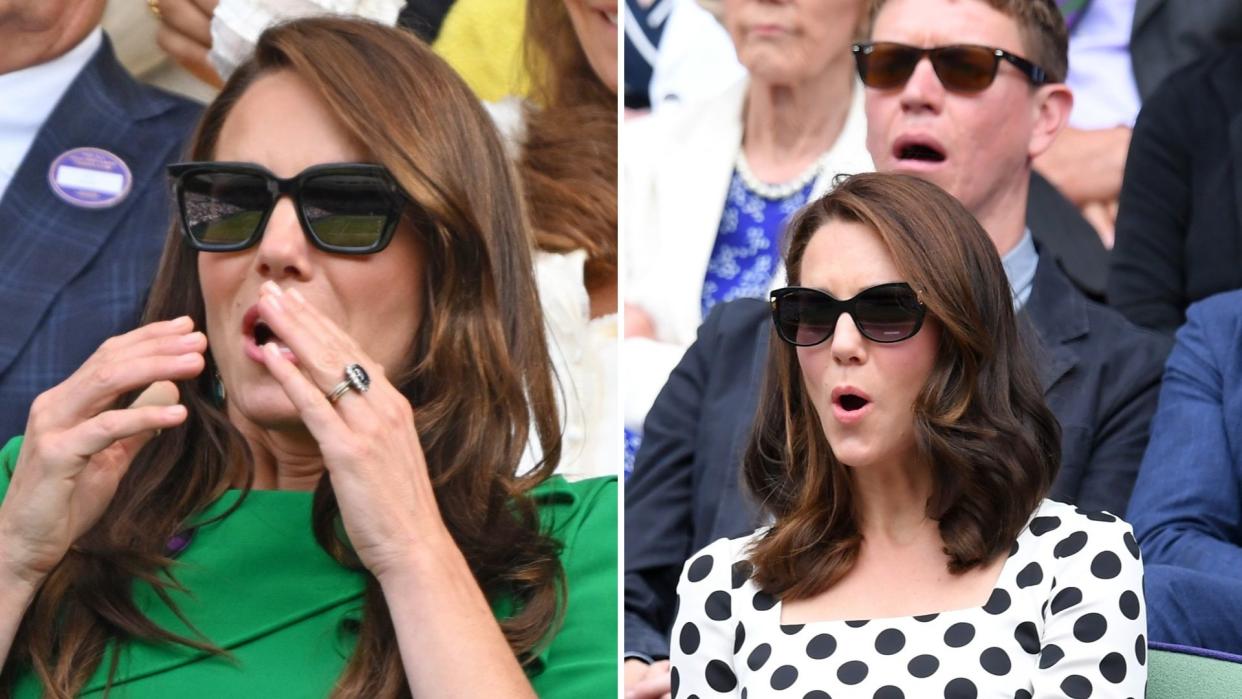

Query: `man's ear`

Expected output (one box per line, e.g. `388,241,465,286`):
1028,84,1073,159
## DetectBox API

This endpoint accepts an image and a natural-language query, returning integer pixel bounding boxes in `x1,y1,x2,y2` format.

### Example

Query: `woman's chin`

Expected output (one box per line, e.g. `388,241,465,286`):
227,391,305,431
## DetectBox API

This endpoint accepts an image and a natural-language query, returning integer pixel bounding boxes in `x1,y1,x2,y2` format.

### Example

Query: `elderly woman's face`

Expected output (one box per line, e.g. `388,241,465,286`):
795,219,939,471
198,71,425,428
723,0,863,84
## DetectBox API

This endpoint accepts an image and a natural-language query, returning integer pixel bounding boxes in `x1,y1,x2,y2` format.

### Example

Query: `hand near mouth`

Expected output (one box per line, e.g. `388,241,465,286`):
251,281,448,583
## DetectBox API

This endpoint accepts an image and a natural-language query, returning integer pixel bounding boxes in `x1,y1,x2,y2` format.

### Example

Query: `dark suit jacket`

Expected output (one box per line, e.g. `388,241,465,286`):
623,255,1171,660
1130,0,1242,100
0,36,202,439
1109,49,1242,335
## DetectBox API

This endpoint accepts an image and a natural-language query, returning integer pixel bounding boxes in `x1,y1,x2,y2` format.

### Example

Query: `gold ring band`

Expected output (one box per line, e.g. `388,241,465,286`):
147,0,162,18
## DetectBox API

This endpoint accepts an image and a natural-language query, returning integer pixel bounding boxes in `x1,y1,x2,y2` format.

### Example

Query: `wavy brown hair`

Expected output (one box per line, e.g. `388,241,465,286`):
520,0,617,298
744,173,1060,599
2,18,564,699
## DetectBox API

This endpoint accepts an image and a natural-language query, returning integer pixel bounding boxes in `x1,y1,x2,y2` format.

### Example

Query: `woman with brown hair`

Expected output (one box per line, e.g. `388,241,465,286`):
670,173,1145,697
0,17,615,698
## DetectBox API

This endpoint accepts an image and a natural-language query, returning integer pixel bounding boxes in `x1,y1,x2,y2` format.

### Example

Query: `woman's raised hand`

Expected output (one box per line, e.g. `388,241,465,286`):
0,317,206,589
251,282,446,582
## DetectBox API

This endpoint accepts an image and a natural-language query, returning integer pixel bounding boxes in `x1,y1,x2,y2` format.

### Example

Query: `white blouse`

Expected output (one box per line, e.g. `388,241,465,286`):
672,499,1147,698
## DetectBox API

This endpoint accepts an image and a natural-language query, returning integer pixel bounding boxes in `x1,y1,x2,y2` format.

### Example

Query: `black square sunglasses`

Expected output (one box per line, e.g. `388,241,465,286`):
770,282,927,346
168,162,412,255
852,41,1050,93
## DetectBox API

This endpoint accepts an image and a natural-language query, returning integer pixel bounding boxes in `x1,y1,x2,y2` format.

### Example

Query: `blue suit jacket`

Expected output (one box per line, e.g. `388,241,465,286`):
1129,290,1242,575
0,36,202,439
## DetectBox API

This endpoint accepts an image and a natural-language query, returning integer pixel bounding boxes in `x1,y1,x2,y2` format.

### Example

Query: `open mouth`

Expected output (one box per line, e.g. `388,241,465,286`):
252,320,281,347
898,144,946,162
836,393,871,412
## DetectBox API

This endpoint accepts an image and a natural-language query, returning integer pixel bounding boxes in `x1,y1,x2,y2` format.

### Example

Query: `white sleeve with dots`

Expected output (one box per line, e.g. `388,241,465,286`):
671,537,745,698
1031,515,1147,699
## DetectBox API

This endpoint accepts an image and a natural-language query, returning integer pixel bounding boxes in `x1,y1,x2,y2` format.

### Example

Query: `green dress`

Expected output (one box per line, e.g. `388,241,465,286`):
0,437,617,697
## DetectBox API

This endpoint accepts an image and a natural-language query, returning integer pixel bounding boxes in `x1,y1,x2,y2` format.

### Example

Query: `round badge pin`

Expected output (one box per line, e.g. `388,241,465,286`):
47,147,133,209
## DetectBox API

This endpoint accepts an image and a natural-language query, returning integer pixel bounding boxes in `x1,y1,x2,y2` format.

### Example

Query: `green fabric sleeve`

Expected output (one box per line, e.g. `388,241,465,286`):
0,435,21,501
530,476,618,698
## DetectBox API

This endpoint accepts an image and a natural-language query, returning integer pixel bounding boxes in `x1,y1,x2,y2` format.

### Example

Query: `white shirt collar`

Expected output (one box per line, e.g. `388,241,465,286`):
0,28,103,201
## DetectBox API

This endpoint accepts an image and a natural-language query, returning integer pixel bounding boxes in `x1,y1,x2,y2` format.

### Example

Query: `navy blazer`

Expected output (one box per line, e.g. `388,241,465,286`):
1129,290,1242,573
623,254,1171,660
0,36,202,439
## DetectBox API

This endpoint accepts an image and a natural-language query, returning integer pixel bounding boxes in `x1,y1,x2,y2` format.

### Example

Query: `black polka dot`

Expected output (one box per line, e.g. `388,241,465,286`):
845,619,869,628
806,633,837,660
670,667,679,697
943,677,977,699
705,591,732,621
1061,674,1092,698
1086,510,1117,522
837,660,868,685
753,590,777,611
687,555,714,582
1100,651,1127,683
1009,541,1020,557
804,692,831,699
733,621,745,654
908,654,939,678
1016,562,1044,588
747,643,771,671
1015,691,1032,699
945,622,976,647
1041,598,1049,620
1136,634,1147,665
1119,590,1140,620
781,624,804,635
1091,551,1122,579
771,665,798,690
679,622,701,654
1123,531,1141,560
1074,613,1108,642
1040,644,1065,669
1051,587,1083,614
914,613,939,622
983,588,1011,614
1029,515,1061,535
1015,621,1040,654
1055,531,1088,558
705,659,737,692
874,687,904,699
980,647,1011,676
875,629,906,655
732,560,754,589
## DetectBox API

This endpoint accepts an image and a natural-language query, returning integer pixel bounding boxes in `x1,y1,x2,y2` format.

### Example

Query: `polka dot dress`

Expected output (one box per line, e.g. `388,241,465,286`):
671,500,1146,698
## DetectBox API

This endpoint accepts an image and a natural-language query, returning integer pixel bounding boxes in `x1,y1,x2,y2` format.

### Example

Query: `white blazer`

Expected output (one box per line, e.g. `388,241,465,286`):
623,78,873,430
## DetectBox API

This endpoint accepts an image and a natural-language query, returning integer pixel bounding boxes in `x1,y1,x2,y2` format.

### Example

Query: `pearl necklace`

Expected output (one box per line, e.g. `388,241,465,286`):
735,148,832,200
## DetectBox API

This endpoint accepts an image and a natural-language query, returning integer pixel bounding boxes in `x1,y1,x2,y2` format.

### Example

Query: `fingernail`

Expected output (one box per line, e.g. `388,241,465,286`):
264,342,280,357
262,280,283,296
165,405,186,418
263,293,283,314
288,288,306,305
173,315,192,327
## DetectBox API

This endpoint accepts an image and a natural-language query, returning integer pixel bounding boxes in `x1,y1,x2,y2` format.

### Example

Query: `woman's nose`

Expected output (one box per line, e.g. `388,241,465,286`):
254,197,311,279
829,312,866,364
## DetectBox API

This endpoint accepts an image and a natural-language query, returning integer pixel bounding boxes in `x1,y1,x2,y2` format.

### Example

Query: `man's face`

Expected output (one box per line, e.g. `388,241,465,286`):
863,0,1057,222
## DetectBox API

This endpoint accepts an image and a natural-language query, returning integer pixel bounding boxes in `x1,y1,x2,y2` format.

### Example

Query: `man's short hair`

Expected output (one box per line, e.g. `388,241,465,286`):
867,0,1069,83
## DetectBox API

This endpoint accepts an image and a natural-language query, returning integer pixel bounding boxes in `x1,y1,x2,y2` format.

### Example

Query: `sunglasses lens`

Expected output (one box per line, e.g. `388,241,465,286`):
933,46,998,91
776,290,840,346
857,43,920,89
179,172,270,247
854,286,923,342
301,174,398,251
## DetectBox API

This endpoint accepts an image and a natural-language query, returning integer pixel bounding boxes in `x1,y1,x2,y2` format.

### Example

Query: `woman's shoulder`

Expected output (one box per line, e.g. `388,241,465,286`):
679,528,767,589
1016,499,1141,577
531,475,616,549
